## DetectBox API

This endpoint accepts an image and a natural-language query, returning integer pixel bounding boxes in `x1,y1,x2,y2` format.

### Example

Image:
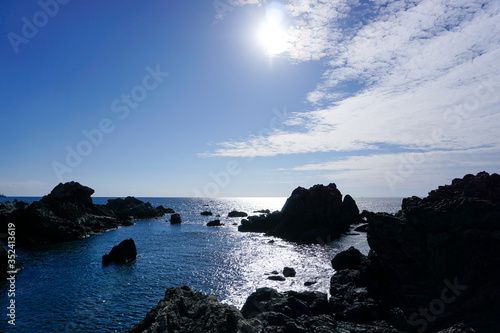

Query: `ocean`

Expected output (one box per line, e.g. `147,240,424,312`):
0,197,403,332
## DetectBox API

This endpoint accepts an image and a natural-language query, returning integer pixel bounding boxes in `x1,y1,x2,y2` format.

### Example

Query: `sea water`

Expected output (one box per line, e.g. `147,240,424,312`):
0,197,402,332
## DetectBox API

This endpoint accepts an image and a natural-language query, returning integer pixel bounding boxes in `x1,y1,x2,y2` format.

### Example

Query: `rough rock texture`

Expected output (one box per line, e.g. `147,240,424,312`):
0,182,170,244
331,172,500,332
239,184,361,243
102,238,137,266
128,286,256,333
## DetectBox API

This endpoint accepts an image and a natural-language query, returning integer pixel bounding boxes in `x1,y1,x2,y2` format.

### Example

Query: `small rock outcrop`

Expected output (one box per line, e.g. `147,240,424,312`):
170,213,182,224
105,196,168,220
207,219,224,227
228,210,248,218
128,286,256,333
200,211,213,216
331,246,363,271
283,267,296,277
102,238,137,266
239,183,361,243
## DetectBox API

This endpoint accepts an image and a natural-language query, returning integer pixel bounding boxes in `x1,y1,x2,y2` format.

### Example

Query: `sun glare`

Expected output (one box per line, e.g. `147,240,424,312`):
256,2,288,56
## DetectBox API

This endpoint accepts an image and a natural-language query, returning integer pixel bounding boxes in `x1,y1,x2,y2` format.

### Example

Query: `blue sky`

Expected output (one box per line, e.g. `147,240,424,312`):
1,0,499,197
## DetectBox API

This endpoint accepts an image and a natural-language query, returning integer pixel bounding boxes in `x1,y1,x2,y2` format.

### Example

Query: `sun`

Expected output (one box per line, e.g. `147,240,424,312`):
256,2,289,56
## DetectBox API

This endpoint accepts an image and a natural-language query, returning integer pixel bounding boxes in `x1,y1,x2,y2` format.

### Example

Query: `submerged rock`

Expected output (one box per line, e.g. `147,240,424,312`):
102,238,137,266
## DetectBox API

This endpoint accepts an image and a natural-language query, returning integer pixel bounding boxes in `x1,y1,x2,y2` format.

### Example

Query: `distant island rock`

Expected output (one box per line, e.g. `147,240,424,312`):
0,182,172,244
239,183,361,243
200,211,213,216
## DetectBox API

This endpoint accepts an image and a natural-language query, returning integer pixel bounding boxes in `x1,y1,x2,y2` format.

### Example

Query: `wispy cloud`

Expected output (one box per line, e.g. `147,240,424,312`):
205,0,500,192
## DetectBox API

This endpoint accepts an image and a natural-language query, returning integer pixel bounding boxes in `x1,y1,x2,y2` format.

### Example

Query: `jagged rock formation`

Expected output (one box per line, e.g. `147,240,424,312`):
239,183,361,243
128,286,256,333
0,182,171,244
339,172,500,332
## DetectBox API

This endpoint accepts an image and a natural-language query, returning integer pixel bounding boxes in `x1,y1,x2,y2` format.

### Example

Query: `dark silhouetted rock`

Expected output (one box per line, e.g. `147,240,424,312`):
207,219,224,227
267,275,285,281
42,181,94,207
0,182,169,244
106,196,166,220
102,238,137,266
170,213,181,224
200,211,213,216
239,183,361,243
157,205,175,214
254,209,270,214
283,267,296,277
228,210,248,217
331,246,364,271
304,280,317,286
128,286,255,333
327,172,500,333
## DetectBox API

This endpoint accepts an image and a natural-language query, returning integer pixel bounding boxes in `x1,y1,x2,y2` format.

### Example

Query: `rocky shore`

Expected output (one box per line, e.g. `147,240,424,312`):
130,172,499,332
0,181,171,244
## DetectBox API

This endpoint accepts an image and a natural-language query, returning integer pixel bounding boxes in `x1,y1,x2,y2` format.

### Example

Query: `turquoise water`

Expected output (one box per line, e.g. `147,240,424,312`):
0,197,402,332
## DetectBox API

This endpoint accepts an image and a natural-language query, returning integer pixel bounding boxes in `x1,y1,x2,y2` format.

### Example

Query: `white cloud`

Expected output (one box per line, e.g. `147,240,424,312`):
205,0,500,193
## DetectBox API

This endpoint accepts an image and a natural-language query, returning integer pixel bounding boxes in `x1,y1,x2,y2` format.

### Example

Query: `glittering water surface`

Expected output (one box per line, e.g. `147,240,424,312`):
0,197,402,332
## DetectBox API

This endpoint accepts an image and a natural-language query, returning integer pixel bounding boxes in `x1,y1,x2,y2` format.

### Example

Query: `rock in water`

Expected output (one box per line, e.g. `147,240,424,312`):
106,196,167,220
170,213,182,224
239,183,361,243
128,286,255,333
283,267,296,277
228,210,248,217
207,219,224,227
102,238,137,266
331,246,363,271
